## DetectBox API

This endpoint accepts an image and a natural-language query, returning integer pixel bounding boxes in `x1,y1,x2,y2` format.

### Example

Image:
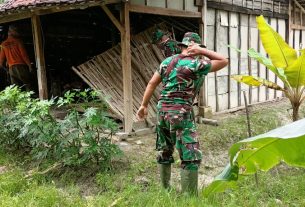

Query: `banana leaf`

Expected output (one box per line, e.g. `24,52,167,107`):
256,15,297,68
203,118,305,197
285,49,305,88
232,75,285,91
247,48,287,82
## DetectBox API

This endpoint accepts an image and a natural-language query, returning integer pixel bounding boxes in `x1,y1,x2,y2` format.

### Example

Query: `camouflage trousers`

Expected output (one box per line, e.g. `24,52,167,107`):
156,110,202,171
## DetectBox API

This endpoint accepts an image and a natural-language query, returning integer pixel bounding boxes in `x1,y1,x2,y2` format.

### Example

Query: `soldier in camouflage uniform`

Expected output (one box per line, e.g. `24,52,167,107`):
137,32,228,195
152,29,181,57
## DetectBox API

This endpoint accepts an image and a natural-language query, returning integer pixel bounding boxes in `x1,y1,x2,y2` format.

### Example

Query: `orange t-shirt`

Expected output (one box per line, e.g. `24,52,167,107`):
0,36,30,68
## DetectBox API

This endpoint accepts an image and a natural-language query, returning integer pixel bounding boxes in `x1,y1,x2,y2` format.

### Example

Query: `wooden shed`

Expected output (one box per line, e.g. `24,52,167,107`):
0,0,303,134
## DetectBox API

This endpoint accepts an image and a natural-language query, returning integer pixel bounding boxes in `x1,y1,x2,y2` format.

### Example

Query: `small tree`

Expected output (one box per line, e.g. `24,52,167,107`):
232,15,305,121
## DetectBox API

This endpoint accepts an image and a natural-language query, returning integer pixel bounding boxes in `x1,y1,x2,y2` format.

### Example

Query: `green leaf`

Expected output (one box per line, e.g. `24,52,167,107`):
203,118,305,197
285,49,305,87
247,48,287,82
202,164,238,197
232,75,284,91
256,15,297,68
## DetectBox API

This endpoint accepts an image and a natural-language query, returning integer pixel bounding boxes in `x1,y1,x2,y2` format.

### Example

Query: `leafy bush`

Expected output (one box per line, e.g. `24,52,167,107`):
0,86,121,168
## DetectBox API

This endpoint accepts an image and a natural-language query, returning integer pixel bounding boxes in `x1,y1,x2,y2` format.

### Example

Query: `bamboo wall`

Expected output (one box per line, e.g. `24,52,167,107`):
205,8,286,112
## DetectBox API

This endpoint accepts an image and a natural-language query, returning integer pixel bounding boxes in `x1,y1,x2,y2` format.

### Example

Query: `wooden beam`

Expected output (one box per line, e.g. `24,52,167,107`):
291,23,305,29
293,0,296,24
293,0,305,15
237,13,242,106
287,0,292,43
257,25,261,102
198,0,208,109
247,14,252,104
129,4,201,18
101,5,124,33
120,2,133,133
0,0,121,24
214,9,219,112
227,11,231,109
31,15,48,100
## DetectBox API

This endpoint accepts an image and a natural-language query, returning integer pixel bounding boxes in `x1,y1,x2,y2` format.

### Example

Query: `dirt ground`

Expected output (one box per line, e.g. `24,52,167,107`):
114,98,299,190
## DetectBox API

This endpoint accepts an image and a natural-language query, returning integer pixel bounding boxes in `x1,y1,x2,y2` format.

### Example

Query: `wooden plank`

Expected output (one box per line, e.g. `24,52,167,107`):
266,17,271,101
237,13,242,106
121,2,133,133
291,24,305,30
275,17,279,99
228,11,231,109
129,4,201,18
167,0,184,10
257,20,261,102
31,15,48,100
287,0,292,43
293,0,296,24
214,9,219,112
199,0,208,109
247,14,252,104
101,5,124,33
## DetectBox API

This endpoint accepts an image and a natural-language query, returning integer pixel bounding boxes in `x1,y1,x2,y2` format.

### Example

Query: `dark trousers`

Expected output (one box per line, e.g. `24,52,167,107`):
9,64,32,91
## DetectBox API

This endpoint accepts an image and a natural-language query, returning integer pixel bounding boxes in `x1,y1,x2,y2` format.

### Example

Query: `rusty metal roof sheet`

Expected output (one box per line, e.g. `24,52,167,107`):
0,0,100,13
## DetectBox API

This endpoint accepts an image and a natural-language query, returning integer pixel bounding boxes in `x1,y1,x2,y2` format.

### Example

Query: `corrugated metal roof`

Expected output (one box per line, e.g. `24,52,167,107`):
0,0,100,13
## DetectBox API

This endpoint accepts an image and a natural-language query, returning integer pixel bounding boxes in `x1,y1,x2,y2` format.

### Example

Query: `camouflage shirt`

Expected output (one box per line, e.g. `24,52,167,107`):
159,39,181,57
157,54,211,112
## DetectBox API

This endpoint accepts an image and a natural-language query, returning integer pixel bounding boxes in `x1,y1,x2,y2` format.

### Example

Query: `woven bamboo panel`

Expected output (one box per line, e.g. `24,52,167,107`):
73,26,168,122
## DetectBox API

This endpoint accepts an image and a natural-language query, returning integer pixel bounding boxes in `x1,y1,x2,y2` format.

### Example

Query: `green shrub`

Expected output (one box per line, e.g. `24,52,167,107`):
0,86,122,168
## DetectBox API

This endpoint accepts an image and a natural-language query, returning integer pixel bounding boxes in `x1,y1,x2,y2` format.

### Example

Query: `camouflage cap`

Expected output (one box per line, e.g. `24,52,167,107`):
178,32,206,48
152,29,168,44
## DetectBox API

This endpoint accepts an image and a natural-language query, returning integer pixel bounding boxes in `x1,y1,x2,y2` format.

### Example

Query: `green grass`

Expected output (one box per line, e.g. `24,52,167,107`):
0,99,305,206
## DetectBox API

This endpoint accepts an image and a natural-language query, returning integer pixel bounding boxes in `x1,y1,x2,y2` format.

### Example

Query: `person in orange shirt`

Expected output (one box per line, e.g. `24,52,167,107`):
0,25,33,91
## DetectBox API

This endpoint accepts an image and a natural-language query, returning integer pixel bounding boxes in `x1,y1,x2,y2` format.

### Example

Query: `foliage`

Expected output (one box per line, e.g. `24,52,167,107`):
1,101,305,206
0,86,121,168
232,15,305,121
203,118,305,197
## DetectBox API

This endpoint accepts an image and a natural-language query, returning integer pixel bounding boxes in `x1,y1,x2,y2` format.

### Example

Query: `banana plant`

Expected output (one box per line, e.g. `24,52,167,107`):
232,15,305,121
203,118,305,197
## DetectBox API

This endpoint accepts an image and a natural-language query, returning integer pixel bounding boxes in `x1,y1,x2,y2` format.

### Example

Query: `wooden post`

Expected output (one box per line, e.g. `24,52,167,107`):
237,13,242,106
214,9,219,112
257,28,261,102
199,0,208,109
227,11,231,109
247,15,252,104
120,2,133,133
286,0,292,44
31,15,48,99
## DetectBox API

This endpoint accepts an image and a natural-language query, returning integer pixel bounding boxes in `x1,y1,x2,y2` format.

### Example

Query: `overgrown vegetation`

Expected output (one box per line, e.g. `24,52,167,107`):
1,98,305,206
0,86,121,169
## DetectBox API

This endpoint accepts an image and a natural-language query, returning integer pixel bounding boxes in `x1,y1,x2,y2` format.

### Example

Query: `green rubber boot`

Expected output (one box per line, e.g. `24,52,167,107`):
159,164,171,189
181,169,198,195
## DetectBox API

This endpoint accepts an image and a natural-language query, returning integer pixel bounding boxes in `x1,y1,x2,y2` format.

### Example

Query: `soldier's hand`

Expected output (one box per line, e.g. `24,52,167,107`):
137,105,148,120
187,44,205,56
